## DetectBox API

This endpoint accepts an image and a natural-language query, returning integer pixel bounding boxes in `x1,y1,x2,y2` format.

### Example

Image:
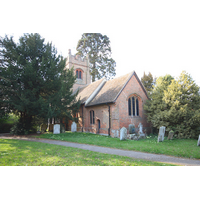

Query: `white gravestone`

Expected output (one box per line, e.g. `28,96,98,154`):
138,123,145,138
71,122,77,132
53,124,60,134
197,135,200,146
120,127,127,140
157,126,166,142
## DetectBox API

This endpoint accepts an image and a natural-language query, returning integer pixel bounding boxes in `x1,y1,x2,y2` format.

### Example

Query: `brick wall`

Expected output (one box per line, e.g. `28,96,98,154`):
72,73,151,137
110,74,152,137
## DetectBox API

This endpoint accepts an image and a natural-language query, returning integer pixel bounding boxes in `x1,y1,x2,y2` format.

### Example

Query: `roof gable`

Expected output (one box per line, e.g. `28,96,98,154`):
77,71,148,107
86,72,134,106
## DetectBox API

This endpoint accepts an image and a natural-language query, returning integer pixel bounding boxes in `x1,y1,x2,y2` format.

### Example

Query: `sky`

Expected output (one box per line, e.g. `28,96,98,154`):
1,0,200,86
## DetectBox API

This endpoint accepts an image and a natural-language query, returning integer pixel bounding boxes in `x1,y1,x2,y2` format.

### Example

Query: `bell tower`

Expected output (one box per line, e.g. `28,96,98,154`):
65,49,91,91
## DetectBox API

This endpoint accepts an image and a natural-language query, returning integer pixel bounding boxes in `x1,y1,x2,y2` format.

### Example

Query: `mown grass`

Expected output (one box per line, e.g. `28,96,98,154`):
35,132,200,159
0,139,175,166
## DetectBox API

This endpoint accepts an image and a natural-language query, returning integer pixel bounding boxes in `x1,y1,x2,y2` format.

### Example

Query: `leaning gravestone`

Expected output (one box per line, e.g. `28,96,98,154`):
167,130,174,140
197,135,200,146
71,122,77,132
157,126,166,142
53,124,60,134
120,127,127,140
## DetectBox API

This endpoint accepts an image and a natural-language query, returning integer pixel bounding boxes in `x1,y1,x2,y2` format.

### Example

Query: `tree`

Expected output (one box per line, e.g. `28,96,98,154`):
76,33,116,81
144,71,200,138
0,33,80,134
141,72,154,93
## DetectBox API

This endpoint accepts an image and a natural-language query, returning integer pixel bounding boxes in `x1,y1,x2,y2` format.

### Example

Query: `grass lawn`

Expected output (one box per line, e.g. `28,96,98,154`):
0,139,175,166
34,131,200,159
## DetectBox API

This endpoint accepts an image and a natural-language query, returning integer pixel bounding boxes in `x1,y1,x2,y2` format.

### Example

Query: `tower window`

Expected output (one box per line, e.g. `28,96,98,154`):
76,69,82,79
128,96,139,116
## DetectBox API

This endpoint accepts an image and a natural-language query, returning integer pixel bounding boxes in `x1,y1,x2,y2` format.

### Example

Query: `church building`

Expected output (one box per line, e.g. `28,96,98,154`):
65,49,152,137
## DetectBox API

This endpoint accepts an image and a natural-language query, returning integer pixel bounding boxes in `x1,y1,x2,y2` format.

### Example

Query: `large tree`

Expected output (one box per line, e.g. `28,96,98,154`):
141,72,154,93
144,71,200,138
76,33,116,81
0,33,80,134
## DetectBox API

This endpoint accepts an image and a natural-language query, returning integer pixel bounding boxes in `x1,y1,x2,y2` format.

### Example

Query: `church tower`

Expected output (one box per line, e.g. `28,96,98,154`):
65,49,91,91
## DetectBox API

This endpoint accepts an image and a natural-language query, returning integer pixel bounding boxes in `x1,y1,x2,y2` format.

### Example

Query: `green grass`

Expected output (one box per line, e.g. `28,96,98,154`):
0,139,175,166
34,132,200,159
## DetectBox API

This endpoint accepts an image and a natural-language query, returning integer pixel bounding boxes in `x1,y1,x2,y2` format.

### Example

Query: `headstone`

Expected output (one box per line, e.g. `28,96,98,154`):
157,126,166,142
53,124,60,134
129,124,135,134
138,123,146,138
41,124,47,132
197,135,200,146
120,127,127,140
48,124,53,132
71,122,77,132
60,124,66,133
167,130,174,140
138,123,143,134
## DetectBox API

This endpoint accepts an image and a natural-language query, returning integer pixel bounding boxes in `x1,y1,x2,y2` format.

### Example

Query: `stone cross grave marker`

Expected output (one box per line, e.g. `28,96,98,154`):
53,124,60,134
71,122,77,132
197,135,200,146
120,127,127,140
157,126,166,142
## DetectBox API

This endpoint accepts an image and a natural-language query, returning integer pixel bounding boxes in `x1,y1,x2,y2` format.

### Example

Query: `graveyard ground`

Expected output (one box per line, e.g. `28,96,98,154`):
33,131,200,159
0,139,175,166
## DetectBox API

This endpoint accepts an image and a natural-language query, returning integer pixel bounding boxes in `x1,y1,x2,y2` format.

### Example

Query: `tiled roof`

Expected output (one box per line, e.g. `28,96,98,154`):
75,78,106,104
86,71,134,106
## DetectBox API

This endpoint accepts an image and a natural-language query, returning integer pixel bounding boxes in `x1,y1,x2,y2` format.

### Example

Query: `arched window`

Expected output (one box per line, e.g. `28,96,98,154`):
90,110,95,124
128,96,139,116
76,69,82,79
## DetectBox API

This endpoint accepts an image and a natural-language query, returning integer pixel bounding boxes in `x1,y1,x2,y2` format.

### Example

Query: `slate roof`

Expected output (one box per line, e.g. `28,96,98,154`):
76,78,106,104
75,70,148,107
86,71,133,106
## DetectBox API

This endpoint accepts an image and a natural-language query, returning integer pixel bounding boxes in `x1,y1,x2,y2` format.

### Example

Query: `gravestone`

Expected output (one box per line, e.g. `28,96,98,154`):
53,124,60,134
48,124,53,132
157,126,166,142
129,124,135,134
41,124,47,132
167,130,174,140
197,135,200,146
120,127,127,140
138,123,145,138
71,122,77,132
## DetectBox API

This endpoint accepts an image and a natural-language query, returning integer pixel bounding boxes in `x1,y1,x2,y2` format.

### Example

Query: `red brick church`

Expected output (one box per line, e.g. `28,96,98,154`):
66,49,151,137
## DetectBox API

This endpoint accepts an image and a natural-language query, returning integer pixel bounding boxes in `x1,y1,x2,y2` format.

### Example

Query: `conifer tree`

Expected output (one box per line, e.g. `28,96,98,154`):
0,34,80,134
76,33,116,81
141,72,154,93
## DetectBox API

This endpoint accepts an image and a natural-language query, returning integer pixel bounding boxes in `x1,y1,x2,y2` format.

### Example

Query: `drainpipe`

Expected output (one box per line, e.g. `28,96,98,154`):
107,104,111,136
82,105,84,132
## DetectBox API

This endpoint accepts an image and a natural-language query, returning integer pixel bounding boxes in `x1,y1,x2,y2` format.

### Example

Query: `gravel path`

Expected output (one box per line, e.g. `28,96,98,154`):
1,135,200,166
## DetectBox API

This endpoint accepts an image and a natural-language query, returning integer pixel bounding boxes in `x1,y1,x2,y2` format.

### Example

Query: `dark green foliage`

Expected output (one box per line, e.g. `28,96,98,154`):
0,34,80,135
76,33,116,81
144,72,200,138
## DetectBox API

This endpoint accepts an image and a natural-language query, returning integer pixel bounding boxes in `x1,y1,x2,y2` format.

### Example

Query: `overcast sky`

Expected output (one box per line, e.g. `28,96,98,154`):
2,0,200,85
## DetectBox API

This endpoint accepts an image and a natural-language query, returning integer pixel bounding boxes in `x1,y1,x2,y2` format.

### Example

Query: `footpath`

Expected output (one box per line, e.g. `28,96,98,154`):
1,135,200,166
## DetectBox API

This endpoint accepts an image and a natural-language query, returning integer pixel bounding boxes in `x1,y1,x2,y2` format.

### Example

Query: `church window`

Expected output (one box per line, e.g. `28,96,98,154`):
76,69,82,79
90,110,95,124
128,96,139,116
